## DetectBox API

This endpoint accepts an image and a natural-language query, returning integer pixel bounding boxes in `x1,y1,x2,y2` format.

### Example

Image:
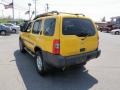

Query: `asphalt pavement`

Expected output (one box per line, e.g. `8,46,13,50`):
0,32,120,90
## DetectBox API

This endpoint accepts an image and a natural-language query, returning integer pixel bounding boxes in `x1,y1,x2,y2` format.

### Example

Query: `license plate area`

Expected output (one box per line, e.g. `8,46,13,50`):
66,54,87,65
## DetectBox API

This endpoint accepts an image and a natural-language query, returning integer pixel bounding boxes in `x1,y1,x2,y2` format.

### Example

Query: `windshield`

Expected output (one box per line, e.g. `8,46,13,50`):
5,24,13,26
62,18,96,36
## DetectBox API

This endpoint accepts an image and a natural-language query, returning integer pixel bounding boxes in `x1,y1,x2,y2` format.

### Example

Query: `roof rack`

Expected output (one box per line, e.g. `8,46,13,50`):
33,11,59,20
59,12,85,17
33,11,85,20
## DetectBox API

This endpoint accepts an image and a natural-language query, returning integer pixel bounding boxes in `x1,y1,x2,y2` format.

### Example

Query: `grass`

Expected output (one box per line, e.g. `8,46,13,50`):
0,18,9,23
0,18,24,24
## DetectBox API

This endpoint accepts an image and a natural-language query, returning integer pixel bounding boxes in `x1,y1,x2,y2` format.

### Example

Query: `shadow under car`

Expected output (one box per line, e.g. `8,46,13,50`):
14,50,98,90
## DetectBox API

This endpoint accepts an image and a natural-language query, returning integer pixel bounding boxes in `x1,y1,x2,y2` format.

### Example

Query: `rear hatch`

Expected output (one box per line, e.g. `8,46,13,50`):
60,17,98,56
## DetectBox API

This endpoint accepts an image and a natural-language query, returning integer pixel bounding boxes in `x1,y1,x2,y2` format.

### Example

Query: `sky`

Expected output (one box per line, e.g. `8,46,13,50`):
0,0,120,21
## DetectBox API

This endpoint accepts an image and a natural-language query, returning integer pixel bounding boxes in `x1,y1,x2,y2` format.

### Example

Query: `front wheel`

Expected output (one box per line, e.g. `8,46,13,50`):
12,29,16,33
115,31,120,35
19,39,26,53
0,31,6,36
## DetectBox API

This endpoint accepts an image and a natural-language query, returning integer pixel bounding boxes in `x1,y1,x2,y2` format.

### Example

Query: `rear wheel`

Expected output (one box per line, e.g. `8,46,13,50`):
0,31,6,36
100,29,102,32
19,39,26,53
12,29,16,33
106,30,109,33
35,51,47,75
115,31,120,35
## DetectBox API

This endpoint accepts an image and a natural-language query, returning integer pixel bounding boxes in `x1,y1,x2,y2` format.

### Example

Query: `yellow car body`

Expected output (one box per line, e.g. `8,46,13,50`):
19,12,101,72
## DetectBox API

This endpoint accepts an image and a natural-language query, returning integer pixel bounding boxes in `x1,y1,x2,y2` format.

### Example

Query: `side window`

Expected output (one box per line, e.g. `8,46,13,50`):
43,18,56,36
27,23,32,30
25,22,32,32
32,20,42,34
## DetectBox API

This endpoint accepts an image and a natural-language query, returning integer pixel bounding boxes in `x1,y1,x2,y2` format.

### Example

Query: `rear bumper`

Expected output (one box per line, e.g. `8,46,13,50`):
42,49,101,68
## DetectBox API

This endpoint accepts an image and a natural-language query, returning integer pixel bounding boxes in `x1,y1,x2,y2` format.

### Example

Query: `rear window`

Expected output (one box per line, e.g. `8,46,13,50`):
62,18,96,36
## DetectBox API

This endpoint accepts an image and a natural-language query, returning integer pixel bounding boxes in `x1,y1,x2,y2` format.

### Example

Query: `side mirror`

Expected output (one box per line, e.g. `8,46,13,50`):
20,24,29,32
20,21,29,32
20,25,24,32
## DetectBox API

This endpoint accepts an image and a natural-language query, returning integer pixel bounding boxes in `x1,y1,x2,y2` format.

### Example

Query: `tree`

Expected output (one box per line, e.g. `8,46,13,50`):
102,16,106,22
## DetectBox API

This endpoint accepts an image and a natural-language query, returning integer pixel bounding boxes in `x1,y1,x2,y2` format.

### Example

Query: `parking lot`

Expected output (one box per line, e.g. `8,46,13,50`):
0,32,120,90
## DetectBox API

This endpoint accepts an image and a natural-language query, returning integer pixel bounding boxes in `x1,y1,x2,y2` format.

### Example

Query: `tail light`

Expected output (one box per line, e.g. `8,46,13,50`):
52,39,60,55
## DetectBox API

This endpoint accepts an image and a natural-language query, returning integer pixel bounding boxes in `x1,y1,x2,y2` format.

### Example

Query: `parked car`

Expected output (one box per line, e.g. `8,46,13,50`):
19,11,101,75
111,29,120,35
0,24,11,35
4,23,20,33
99,26,111,33
19,20,29,32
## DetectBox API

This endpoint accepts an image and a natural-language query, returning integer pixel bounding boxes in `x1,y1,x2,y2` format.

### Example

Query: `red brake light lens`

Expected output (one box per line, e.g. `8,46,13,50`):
53,39,60,55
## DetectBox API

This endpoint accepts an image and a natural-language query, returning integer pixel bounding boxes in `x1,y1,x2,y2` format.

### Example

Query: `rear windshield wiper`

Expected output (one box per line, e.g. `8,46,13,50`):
76,33,89,37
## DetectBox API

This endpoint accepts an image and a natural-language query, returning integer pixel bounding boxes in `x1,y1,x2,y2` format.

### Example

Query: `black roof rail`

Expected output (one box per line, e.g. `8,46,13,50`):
33,11,59,20
33,11,85,20
59,12,85,17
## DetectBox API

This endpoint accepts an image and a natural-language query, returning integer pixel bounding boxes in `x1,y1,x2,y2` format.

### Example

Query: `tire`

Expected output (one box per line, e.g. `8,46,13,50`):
106,30,109,33
79,62,87,67
0,31,6,36
115,31,120,35
35,51,47,75
12,29,16,33
19,39,26,53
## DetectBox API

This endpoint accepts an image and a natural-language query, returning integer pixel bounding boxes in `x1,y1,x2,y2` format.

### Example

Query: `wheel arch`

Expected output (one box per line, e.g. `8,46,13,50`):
12,28,16,30
115,31,120,35
34,46,42,53
0,30,6,35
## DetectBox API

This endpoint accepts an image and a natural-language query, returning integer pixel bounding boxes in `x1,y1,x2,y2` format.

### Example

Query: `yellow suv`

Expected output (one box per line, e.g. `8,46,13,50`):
19,11,101,75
